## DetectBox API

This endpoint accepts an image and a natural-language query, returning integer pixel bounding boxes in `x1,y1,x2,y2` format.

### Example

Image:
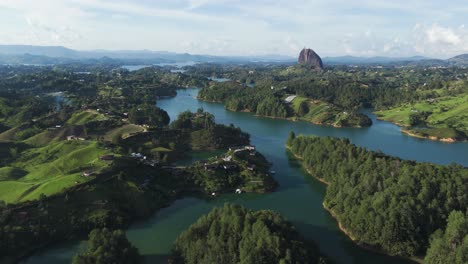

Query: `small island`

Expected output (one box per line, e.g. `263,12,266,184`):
171,203,329,264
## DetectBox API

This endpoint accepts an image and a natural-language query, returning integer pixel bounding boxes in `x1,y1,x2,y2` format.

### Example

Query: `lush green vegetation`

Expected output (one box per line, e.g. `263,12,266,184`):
287,134,467,258
0,65,277,262
72,228,141,264
171,204,328,264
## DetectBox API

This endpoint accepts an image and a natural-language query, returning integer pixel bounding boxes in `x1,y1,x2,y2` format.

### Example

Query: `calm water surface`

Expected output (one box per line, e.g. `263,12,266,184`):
24,88,468,264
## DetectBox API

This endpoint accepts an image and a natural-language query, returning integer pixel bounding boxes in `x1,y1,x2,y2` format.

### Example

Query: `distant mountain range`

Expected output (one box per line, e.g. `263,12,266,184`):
322,55,430,65
0,44,467,66
0,45,295,65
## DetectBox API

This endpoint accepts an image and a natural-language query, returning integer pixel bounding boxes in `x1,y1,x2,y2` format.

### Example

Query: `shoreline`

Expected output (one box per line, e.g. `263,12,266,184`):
286,145,424,264
322,202,424,264
375,116,465,143
400,129,464,143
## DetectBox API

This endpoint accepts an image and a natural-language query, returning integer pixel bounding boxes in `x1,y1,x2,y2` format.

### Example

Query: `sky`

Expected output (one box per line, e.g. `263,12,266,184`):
0,0,467,58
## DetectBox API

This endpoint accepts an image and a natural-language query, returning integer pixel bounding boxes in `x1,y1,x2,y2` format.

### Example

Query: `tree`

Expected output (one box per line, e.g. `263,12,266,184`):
425,211,467,264
297,101,309,116
287,131,296,146
72,228,141,264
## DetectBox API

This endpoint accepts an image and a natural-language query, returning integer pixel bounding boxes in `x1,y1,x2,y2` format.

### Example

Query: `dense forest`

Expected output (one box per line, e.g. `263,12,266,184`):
287,133,467,260
171,204,328,264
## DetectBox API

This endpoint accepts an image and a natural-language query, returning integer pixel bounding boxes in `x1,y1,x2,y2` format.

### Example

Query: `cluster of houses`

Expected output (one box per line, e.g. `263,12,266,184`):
229,145,256,154
203,145,258,173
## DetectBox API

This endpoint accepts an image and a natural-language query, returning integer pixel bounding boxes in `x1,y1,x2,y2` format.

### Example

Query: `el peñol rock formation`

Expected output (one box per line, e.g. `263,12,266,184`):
298,48,323,71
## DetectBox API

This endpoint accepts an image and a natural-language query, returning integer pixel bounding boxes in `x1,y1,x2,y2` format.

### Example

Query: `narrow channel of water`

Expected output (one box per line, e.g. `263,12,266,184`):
24,88,468,264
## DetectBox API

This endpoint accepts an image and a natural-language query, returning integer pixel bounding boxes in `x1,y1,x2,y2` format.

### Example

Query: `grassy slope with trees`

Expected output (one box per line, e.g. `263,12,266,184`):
375,93,468,141
286,133,467,261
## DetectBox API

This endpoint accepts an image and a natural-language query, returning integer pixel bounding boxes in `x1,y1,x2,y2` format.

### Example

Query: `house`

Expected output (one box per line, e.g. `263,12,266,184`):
131,153,144,158
67,135,85,141
222,164,237,170
82,171,93,177
247,164,256,171
284,95,297,104
100,155,115,161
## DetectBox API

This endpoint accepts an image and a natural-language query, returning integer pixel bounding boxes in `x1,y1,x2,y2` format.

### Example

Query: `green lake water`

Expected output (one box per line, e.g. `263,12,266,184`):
24,88,468,264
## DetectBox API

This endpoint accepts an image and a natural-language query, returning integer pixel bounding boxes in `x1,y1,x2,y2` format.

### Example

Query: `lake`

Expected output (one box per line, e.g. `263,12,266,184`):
24,88,468,264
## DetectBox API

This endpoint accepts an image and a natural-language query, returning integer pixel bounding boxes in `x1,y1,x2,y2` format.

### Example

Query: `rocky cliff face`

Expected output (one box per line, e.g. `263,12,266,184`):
298,48,323,71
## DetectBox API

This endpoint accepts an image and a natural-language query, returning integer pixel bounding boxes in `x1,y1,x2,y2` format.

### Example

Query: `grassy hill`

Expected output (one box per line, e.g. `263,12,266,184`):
290,96,371,127
375,94,468,140
0,141,112,203
67,110,107,125
104,124,144,141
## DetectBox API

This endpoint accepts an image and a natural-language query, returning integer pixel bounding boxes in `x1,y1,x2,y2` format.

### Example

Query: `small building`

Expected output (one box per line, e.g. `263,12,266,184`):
222,164,237,170
247,164,256,171
131,153,144,158
222,155,232,162
284,95,297,104
67,135,85,141
235,189,242,194
82,171,93,177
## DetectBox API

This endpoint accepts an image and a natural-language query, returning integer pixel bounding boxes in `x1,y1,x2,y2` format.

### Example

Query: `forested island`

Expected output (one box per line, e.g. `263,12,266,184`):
170,204,329,264
286,133,467,262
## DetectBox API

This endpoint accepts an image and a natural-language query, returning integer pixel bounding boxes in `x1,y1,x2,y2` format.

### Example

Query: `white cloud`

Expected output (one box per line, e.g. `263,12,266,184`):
0,0,467,57
412,23,468,58
426,24,461,45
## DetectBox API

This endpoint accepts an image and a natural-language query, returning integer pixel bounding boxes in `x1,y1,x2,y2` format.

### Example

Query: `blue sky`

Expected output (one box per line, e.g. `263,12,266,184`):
0,0,467,58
